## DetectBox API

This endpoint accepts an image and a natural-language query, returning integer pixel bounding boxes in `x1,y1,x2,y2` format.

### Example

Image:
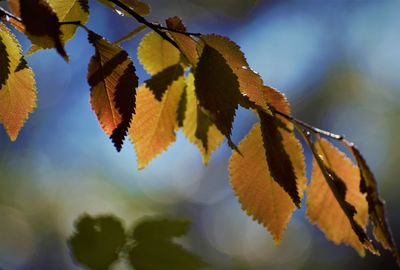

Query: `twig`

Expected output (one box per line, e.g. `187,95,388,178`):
0,6,21,22
108,0,180,49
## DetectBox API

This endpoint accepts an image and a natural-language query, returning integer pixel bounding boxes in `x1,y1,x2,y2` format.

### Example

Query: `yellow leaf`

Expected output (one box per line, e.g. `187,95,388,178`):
88,31,138,151
306,138,369,256
130,77,185,169
201,34,268,110
137,31,181,75
229,122,306,242
182,74,224,164
0,23,37,141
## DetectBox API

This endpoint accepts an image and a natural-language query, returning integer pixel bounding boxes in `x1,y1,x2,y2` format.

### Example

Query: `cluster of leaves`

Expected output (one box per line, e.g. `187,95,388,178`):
0,0,398,265
68,214,207,270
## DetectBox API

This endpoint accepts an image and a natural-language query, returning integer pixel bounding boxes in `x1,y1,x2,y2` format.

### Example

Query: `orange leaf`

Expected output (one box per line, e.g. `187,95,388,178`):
229,122,306,242
306,138,370,256
87,31,138,151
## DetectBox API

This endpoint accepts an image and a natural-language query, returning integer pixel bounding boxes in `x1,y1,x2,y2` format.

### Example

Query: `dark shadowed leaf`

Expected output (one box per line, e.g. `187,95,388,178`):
258,110,301,207
194,44,240,150
145,64,184,101
0,35,10,87
350,146,400,263
88,31,138,151
18,0,68,60
68,214,126,270
127,217,207,270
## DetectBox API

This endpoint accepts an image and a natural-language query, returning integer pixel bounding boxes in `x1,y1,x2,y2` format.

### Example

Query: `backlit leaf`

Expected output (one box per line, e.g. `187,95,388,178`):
137,31,181,75
182,73,224,164
166,17,199,65
259,110,301,207
97,0,150,16
0,23,37,141
145,63,184,101
201,34,268,110
88,31,138,151
306,138,372,256
194,44,240,149
350,146,400,263
18,0,68,60
229,122,306,242
129,77,185,169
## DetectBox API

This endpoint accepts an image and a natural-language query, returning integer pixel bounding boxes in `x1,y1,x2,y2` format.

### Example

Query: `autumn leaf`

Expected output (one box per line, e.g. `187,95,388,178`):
166,17,199,65
87,31,138,151
97,0,151,16
229,122,306,242
17,0,68,60
194,44,241,150
182,74,224,164
145,64,184,101
201,34,268,110
0,23,37,141
129,77,185,169
137,31,181,75
350,146,400,263
306,137,374,256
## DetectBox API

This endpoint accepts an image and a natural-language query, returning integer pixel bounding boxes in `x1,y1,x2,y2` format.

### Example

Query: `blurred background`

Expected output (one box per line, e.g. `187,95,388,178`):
1,0,400,269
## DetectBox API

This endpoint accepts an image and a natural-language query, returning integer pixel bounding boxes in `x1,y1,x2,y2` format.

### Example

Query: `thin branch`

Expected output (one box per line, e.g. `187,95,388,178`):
151,23,201,36
108,0,180,49
0,6,22,22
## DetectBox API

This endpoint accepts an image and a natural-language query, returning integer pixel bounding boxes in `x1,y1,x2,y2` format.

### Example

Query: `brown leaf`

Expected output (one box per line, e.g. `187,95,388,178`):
87,31,138,151
194,44,240,150
129,77,185,169
306,138,373,256
229,122,306,242
0,23,36,141
201,34,269,110
18,0,68,60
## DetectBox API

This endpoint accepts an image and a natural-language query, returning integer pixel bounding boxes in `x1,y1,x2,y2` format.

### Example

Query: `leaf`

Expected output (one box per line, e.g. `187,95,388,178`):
87,31,138,151
176,86,187,128
258,110,301,207
127,217,207,270
201,34,269,110
306,137,374,256
182,73,224,164
0,23,37,141
137,31,181,75
350,146,400,263
0,35,10,87
229,122,306,242
129,77,185,169
194,44,241,149
144,63,184,101
166,17,199,65
18,0,68,60
68,214,126,270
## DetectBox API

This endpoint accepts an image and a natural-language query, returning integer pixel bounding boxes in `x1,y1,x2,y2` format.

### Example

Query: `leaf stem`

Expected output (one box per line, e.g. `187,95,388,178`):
0,6,22,22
